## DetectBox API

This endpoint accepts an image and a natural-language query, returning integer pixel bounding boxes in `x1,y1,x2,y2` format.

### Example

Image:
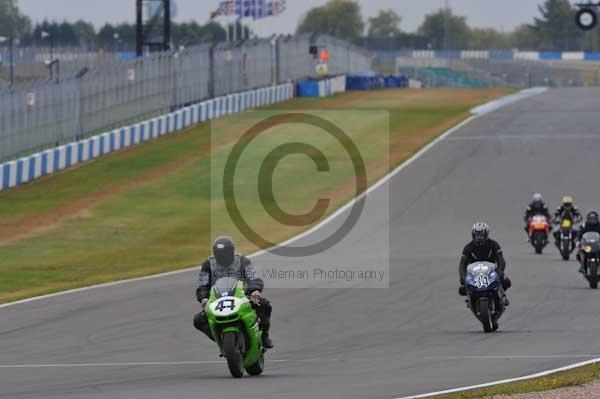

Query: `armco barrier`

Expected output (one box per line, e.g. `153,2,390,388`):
0,83,295,192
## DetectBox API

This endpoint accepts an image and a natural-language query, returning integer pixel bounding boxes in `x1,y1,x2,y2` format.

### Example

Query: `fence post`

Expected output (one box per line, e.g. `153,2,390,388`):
209,43,217,99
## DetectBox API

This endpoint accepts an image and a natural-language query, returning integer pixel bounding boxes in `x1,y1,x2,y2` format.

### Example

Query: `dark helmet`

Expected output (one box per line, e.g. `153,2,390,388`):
472,222,490,246
531,193,544,208
586,211,600,227
213,236,235,266
562,195,574,209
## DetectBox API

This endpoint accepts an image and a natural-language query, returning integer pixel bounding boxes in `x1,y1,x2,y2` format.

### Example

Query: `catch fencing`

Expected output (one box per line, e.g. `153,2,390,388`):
0,34,371,161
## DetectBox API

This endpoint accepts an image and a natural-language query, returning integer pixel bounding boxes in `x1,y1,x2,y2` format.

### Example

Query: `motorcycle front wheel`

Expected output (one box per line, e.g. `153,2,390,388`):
223,332,244,378
589,260,598,289
478,297,494,333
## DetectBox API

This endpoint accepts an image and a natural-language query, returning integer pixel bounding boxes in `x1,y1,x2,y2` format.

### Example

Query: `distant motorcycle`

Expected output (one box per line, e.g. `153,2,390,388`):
528,215,551,254
579,232,600,289
556,218,576,261
460,262,506,333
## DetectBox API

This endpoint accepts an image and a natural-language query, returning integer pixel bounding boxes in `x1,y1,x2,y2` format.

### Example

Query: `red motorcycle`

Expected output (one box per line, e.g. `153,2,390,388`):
528,215,551,254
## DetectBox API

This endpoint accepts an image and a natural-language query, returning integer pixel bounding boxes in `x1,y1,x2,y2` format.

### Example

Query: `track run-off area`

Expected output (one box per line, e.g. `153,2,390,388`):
3,87,600,398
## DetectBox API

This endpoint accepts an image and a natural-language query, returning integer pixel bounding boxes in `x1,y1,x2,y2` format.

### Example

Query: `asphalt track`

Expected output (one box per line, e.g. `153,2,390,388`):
2,88,600,399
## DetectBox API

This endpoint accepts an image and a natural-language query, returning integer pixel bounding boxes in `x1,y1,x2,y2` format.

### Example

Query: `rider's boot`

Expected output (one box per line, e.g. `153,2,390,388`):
492,319,499,331
261,332,274,349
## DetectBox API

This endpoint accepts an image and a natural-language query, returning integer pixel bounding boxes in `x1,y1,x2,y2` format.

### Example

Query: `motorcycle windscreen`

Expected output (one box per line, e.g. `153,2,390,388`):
466,261,497,275
582,232,600,244
212,277,240,298
582,232,600,252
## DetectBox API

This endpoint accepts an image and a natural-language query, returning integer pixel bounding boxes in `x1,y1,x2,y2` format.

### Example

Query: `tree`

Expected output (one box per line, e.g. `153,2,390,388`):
172,21,227,45
297,0,364,42
418,8,470,50
367,9,401,38
510,24,539,50
73,20,96,48
0,0,31,38
533,0,582,51
469,28,510,50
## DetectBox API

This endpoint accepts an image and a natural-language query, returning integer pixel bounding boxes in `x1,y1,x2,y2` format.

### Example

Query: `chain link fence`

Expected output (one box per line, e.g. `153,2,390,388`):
0,35,372,162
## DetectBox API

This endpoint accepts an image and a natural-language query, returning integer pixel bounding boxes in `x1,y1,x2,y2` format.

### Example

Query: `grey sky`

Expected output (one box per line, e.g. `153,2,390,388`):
19,1,547,34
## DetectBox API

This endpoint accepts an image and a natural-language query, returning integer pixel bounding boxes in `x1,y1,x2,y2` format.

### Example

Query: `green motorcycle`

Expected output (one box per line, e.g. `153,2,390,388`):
205,277,266,378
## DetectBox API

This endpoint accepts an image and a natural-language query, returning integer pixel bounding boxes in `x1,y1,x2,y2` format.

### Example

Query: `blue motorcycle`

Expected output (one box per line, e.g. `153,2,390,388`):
463,262,506,333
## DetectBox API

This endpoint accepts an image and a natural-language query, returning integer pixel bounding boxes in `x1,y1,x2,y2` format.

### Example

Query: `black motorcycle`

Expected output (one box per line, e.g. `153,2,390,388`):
555,218,576,261
580,232,600,289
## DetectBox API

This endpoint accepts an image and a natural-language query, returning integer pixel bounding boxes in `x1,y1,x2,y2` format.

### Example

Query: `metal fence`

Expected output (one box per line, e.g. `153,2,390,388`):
0,34,372,161
393,56,600,89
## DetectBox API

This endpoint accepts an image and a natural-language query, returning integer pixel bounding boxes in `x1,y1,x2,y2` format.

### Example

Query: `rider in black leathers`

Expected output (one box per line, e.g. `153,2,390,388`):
552,195,582,249
576,211,600,273
459,223,511,305
193,236,274,348
524,193,552,237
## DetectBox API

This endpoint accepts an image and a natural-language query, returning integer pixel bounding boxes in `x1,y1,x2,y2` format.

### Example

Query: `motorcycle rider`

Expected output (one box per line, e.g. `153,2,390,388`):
459,223,511,305
193,236,274,349
576,211,600,274
524,193,552,238
552,195,582,249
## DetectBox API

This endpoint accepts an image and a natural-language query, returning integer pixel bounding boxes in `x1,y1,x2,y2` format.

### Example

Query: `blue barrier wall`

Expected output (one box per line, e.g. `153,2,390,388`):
489,51,513,59
539,52,562,60
297,80,320,97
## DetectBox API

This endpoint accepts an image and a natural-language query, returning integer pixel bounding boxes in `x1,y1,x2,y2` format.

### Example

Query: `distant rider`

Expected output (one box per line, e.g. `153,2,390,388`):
576,211,600,274
459,223,511,305
524,193,552,237
193,236,274,348
552,195,582,249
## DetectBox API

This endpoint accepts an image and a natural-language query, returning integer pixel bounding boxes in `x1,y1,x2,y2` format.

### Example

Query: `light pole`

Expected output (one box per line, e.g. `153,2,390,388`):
113,32,121,52
0,36,15,87
443,0,450,51
41,30,53,61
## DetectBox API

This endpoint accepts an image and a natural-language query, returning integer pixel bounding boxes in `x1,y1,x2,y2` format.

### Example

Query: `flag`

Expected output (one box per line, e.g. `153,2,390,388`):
210,0,235,19
229,0,284,20
266,0,286,16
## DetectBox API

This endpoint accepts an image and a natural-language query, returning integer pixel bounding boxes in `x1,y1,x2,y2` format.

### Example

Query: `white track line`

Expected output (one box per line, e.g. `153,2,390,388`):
447,134,600,141
424,355,600,360
0,88,545,312
0,360,291,369
394,358,600,399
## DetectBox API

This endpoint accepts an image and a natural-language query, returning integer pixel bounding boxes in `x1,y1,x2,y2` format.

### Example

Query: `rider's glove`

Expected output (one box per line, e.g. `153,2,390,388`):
250,290,262,299
200,298,208,310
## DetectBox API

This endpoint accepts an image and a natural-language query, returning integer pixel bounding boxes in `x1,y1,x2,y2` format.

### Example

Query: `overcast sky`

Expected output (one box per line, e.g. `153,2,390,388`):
19,0,548,35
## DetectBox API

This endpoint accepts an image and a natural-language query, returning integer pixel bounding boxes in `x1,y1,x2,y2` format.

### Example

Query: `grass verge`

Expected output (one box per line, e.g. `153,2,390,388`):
0,88,511,303
431,361,600,398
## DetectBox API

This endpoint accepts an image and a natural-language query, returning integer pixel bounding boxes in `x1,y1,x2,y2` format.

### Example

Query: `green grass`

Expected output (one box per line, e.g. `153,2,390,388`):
432,362,600,398
0,88,512,303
